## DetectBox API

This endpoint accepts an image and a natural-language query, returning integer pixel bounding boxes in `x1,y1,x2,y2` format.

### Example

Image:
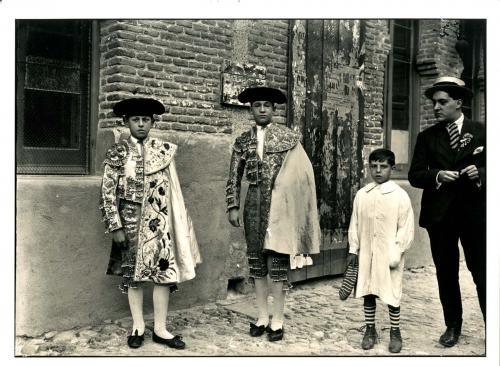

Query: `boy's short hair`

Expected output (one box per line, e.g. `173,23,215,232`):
369,148,396,166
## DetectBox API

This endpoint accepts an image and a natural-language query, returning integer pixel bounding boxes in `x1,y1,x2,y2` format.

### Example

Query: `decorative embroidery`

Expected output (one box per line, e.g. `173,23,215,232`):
264,124,300,153
101,136,186,288
100,164,122,233
135,173,178,284
144,138,177,174
101,138,173,232
226,124,298,210
226,124,298,252
103,142,128,167
459,132,473,149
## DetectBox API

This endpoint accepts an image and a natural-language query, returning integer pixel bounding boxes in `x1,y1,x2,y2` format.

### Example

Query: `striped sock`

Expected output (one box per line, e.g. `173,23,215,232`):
388,305,400,329
364,303,376,326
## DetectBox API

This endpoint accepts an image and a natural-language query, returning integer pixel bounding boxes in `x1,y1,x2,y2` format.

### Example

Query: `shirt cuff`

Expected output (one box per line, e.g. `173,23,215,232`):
436,171,443,189
226,204,239,213
348,248,359,255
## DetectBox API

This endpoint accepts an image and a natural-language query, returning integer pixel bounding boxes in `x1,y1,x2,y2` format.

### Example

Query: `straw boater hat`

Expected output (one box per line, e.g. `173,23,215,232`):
113,98,166,117
237,87,287,105
424,76,473,100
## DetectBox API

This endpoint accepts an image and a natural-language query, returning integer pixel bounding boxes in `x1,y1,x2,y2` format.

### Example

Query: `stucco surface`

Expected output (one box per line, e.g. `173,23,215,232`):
16,131,241,336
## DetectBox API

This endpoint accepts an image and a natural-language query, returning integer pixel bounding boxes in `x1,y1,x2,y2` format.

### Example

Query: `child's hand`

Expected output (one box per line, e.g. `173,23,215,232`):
228,208,241,227
346,253,358,269
112,229,127,248
389,244,403,269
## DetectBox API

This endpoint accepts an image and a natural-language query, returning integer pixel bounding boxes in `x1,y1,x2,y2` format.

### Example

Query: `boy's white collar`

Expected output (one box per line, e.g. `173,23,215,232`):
364,180,398,194
256,123,272,130
130,135,148,145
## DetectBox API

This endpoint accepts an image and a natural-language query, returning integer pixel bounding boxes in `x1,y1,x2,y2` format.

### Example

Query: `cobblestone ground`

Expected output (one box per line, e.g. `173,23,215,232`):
16,261,486,357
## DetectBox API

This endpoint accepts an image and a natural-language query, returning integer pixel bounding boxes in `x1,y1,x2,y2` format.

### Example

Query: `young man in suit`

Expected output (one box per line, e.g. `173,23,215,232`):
408,77,485,348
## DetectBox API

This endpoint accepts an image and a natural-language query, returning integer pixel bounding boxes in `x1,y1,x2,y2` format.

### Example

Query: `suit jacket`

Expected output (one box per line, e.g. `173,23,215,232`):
408,118,485,228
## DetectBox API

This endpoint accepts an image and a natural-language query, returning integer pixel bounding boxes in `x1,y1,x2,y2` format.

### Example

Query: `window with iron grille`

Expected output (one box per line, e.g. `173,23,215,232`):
16,20,92,174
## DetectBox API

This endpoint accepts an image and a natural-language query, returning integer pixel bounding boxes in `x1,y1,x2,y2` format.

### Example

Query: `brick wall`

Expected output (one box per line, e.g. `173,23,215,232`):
247,20,290,124
99,19,292,135
417,19,466,131
99,19,234,134
362,20,391,149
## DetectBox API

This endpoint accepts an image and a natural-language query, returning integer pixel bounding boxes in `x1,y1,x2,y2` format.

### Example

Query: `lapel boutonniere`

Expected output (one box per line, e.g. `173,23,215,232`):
459,132,473,149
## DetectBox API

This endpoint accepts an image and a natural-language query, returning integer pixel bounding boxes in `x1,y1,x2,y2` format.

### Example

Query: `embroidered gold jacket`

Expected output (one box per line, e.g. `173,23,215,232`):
100,137,176,233
225,123,300,211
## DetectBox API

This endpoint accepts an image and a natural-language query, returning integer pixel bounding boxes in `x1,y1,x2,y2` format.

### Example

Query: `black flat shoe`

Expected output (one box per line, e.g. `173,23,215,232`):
152,331,186,349
267,327,284,342
127,329,144,349
249,322,269,337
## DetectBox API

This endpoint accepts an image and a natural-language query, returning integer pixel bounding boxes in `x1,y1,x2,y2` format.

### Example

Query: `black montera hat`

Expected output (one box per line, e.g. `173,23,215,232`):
424,76,473,100
113,98,166,117
237,87,287,104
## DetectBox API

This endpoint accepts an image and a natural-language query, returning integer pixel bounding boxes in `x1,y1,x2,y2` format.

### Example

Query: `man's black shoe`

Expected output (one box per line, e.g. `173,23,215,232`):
127,329,144,349
249,322,269,337
267,327,284,342
439,326,461,347
152,331,186,349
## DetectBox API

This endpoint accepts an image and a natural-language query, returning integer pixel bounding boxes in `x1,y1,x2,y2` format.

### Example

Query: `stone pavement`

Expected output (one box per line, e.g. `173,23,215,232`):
16,261,486,357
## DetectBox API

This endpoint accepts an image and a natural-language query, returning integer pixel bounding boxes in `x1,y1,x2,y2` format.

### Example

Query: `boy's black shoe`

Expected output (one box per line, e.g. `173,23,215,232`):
249,322,270,337
127,329,144,349
267,327,284,342
439,324,461,347
152,331,186,349
361,324,377,350
388,327,402,353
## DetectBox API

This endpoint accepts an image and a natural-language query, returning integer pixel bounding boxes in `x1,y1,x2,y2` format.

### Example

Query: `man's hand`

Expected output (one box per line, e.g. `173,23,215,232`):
112,228,127,248
346,253,358,270
460,165,480,181
437,170,460,183
228,208,241,227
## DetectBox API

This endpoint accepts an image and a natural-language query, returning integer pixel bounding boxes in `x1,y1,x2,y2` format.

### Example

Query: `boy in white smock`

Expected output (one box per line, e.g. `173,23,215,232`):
346,148,414,353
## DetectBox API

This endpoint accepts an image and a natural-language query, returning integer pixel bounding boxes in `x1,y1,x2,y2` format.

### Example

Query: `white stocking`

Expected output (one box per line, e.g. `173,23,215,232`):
127,286,145,335
270,280,286,330
254,277,269,326
153,285,174,339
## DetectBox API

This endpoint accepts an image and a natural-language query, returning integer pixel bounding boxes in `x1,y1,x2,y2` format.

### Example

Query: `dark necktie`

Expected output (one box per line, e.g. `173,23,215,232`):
446,122,459,150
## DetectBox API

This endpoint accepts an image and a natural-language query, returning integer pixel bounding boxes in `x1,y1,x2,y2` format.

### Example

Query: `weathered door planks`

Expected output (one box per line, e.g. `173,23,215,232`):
288,19,364,282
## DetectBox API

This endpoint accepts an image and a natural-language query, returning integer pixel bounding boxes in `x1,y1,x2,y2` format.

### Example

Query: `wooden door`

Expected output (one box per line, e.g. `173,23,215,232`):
288,20,365,281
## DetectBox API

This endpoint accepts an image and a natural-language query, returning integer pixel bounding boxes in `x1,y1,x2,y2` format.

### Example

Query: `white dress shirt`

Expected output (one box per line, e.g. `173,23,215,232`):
130,135,144,156
436,113,480,188
454,113,464,134
256,124,270,160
